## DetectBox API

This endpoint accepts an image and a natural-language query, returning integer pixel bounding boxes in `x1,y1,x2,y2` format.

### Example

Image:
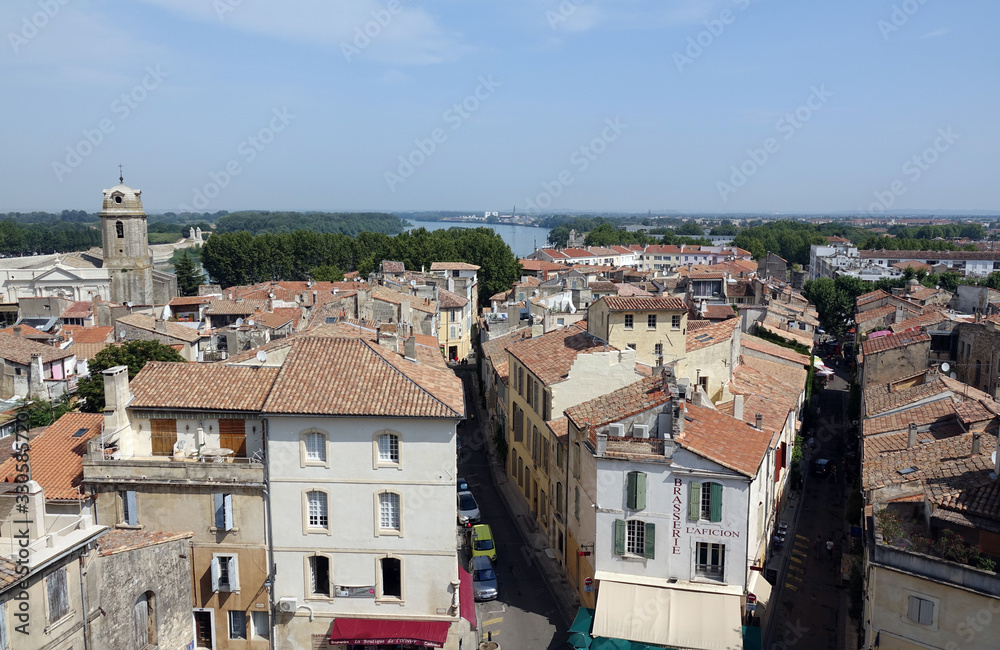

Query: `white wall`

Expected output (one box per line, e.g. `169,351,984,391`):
551,349,640,416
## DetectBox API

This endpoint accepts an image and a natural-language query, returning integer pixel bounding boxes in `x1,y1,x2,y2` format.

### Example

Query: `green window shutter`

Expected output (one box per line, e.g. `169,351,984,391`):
614,519,626,556
626,472,637,510
710,482,723,523
635,472,647,511
688,482,701,521
644,522,655,559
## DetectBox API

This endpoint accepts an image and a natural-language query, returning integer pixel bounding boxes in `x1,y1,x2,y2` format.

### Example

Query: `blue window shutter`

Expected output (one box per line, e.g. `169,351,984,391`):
223,494,233,531
214,493,224,529
125,491,138,526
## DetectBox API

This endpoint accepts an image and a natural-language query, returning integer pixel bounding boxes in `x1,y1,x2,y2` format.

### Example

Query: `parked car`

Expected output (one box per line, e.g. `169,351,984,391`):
812,458,830,477
457,490,481,525
470,524,497,562
470,555,498,601
457,477,469,492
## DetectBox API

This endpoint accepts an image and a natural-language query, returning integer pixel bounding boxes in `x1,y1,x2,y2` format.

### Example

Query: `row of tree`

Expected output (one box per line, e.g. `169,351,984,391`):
885,224,987,241
859,236,976,252
0,220,102,256
214,211,407,237
200,227,520,305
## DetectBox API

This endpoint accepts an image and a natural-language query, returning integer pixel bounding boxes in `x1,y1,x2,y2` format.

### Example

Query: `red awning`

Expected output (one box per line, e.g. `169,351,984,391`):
329,617,450,648
459,566,477,629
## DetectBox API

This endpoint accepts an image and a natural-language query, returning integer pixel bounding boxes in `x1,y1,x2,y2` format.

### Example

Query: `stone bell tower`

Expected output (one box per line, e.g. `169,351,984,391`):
100,172,154,305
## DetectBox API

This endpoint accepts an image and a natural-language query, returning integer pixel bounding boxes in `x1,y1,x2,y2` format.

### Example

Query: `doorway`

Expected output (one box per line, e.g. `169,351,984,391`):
193,609,214,650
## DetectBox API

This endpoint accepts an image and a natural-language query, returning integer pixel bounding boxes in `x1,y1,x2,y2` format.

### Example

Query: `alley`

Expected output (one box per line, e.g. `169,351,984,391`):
455,366,569,650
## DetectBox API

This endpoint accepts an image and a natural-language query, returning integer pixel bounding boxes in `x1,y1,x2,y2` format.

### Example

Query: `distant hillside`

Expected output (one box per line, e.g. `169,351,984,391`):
214,211,406,236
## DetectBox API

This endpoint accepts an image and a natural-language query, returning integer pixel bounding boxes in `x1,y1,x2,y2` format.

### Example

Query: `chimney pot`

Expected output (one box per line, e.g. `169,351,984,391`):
12,326,21,337
972,431,982,456
908,423,918,448
733,395,745,421
755,412,763,430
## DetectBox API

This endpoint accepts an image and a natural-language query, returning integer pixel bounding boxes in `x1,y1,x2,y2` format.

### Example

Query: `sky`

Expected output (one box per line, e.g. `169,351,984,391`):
1,0,998,215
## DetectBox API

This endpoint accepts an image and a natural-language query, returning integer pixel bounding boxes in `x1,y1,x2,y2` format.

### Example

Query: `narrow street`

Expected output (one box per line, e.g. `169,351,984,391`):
767,364,853,649
455,367,568,650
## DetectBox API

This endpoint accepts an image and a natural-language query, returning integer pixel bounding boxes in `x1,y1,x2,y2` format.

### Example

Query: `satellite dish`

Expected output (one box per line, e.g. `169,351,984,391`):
256,350,267,363
235,317,244,326
940,362,950,373
950,372,958,379
992,451,997,464
119,330,127,339
248,319,255,326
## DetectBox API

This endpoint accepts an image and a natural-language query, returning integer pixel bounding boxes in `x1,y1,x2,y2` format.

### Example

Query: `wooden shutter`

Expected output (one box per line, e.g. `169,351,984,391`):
907,596,920,622
210,557,220,592
219,419,247,456
149,419,176,456
214,493,232,530
614,519,626,556
626,472,637,509
635,473,646,511
710,483,723,523
124,491,138,526
644,522,656,559
133,596,149,649
688,482,701,521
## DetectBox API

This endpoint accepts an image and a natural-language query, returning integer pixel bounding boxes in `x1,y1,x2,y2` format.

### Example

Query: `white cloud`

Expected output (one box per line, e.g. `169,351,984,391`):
915,28,951,40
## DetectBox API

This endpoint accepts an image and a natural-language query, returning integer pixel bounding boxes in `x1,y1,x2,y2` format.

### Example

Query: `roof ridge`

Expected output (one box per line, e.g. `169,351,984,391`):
362,340,463,418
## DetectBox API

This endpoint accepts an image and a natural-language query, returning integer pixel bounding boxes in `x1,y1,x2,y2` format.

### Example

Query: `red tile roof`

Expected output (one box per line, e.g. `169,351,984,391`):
508,323,618,386
686,318,739,353
0,331,73,365
262,338,464,418
98,529,194,557
565,375,669,434
0,412,102,501
702,304,737,320
740,335,810,367
677,401,775,477
855,305,895,324
168,296,214,306
117,313,203,343
130,362,280,412
861,332,930,356
437,288,469,309
59,301,93,319
373,286,437,314
430,262,481,271
602,296,686,312
63,325,114,344
856,289,890,307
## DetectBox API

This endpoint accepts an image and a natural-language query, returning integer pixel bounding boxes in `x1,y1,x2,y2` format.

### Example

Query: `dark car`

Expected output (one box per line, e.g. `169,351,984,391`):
812,458,831,477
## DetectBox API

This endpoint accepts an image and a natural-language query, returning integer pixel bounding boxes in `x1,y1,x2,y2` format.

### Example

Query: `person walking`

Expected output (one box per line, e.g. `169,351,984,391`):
826,538,835,561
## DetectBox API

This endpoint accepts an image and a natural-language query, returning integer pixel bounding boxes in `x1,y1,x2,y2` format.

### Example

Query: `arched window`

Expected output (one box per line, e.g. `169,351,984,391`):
133,591,156,649
378,491,401,533
116,220,124,238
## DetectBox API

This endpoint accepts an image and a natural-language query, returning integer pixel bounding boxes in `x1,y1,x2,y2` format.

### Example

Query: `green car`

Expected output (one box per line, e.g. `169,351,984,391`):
470,524,497,562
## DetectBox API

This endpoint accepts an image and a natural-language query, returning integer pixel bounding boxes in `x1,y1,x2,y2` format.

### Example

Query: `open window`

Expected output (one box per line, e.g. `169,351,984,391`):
211,554,240,593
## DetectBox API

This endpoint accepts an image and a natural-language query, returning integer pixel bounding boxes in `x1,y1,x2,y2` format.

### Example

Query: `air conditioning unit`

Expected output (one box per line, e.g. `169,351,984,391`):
277,597,298,613
633,425,649,439
609,423,625,437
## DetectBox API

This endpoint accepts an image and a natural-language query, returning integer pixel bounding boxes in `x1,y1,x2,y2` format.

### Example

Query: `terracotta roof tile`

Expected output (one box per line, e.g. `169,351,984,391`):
373,286,437,314
615,283,653,298
430,262,480,271
206,299,268,315
437,288,469,309
0,331,73,365
0,412,102,501
130,362,280,412
0,325,50,339
857,289,890,307
565,375,669,434
70,341,117,361
602,296,686,312
740,335,810,367
168,295,215,306
262,338,464,418
862,398,959,436
703,304,737,320
678,401,775,477
63,325,114,344
117,313,204,343
856,305,896,324
508,323,616,386
59,301,93,319
98,529,194,557
686,318,739,353
481,329,532,373
861,331,930,356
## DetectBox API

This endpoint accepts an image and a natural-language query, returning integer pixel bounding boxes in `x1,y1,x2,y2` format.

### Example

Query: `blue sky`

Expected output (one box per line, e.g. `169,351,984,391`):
2,0,997,214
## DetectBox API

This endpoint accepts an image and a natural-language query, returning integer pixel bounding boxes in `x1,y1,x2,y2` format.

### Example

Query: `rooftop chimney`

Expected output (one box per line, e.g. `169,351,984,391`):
972,431,981,456
596,431,607,456
404,336,417,362
733,395,745,421
755,412,763,430
103,365,132,437
155,319,167,333
908,423,918,449
12,326,21,337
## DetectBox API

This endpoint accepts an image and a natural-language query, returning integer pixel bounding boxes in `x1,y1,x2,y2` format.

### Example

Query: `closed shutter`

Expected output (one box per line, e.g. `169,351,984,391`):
688,482,701,521
219,419,247,456
614,519,626,556
149,419,176,456
124,491,138,526
626,472,646,510
907,596,920,622
775,450,782,482
47,568,68,622
644,522,656,559
214,494,233,530
710,483,723,523
919,600,934,625
0,601,8,650
133,596,149,649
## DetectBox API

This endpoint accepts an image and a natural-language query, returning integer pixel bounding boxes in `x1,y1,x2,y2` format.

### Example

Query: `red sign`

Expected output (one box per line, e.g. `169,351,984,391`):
747,592,757,604
584,577,593,586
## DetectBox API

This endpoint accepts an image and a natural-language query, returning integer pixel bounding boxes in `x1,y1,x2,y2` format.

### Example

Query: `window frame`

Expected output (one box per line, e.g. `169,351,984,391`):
302,489,332,535
375,490,403,537
905,593,938,628
119,490,139,528
213,493,235,532
300,430,330,468
688,481,723,523
624,314,634,330
373,430,402,469
211,554,240,594
694,542,725,581
228,610,248,640
377,555,404,603
251,611,270,640
614,518,655,559
45,566,70,625
305,554,333,599
671,314,682,330
647,314,657,329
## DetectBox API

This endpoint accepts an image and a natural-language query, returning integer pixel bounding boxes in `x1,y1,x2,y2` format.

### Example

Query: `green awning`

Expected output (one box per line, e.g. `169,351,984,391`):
567,608,595,648
742,625,763,650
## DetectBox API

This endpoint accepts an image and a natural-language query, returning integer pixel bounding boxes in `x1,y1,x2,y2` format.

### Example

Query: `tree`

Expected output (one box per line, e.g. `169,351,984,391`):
710,223,739,236
802,278,854,338
76,341,186,412
676,222,705,236
173,250,204,296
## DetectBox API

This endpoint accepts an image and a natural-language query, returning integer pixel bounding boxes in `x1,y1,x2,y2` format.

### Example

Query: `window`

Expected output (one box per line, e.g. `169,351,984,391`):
229,610,247,640
574,486,580,520
304,432,326,464
688,481,722,522
132,591,155,649
251,611,270,640
308,555,330,597
907,595,934,625
654,343,663,358
543,392,551,421
695,542,725,580
377,432,400,465
46,566,69,623
626,471,647,510
0,600,6,650
624,314,634,329
307,491,328,529
698,376,709,393
218,419,247,457
614,519,655,558
149,419,176,456
121,490,138,526
671,314,682,329
647,314,657,329
211,555,239,593
627,343,636,351
116,220,124,238
379,492,401,533
542,435,549,474
518,367,524,395
533,382,540,413
214,493,234,531
380,557,402,600
532,426,541,464
556,482,564,514
513,405,524,443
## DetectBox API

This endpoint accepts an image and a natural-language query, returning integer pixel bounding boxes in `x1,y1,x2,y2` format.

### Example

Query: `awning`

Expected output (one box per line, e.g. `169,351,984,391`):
459,566,477,629
592,581,743,650
329,618,450,648
567,607,595,648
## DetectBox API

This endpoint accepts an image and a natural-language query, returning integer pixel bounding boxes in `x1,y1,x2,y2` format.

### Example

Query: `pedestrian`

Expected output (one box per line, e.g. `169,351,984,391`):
826,538,834,560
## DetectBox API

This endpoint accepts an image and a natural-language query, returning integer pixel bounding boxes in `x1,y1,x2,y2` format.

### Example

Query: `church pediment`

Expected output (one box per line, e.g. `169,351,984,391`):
32,266,89,283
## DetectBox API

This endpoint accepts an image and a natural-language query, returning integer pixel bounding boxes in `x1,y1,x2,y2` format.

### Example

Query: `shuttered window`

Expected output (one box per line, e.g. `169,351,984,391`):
122,490,138,526
214,493,234,531
907,596,934,625
46,567,69,623
616,519,655,559
219,419,247,457
149,419,176,456
626,471,647,510
689,481,723,522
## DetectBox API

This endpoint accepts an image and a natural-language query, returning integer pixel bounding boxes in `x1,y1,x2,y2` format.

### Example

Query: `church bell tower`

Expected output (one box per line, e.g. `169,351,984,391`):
100,171,154,305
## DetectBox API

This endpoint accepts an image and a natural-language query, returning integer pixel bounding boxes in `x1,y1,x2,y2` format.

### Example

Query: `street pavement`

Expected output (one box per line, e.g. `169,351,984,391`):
765,363,854,650
455,367,569,650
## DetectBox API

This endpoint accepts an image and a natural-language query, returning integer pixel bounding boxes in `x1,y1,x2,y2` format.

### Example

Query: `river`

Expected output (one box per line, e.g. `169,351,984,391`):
403,220,551,258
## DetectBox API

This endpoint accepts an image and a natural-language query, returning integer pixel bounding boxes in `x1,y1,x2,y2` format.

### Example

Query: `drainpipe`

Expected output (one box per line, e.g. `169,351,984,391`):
79,545,96,650
262,418,276,650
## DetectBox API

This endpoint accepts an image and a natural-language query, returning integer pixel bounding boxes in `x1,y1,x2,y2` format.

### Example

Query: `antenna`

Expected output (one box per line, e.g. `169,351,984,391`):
940,362,950,373
118,163,123,183
256,350,267,364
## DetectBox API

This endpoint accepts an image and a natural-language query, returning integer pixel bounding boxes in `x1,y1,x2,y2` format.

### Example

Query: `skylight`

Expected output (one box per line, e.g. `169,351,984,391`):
897,466,919,476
